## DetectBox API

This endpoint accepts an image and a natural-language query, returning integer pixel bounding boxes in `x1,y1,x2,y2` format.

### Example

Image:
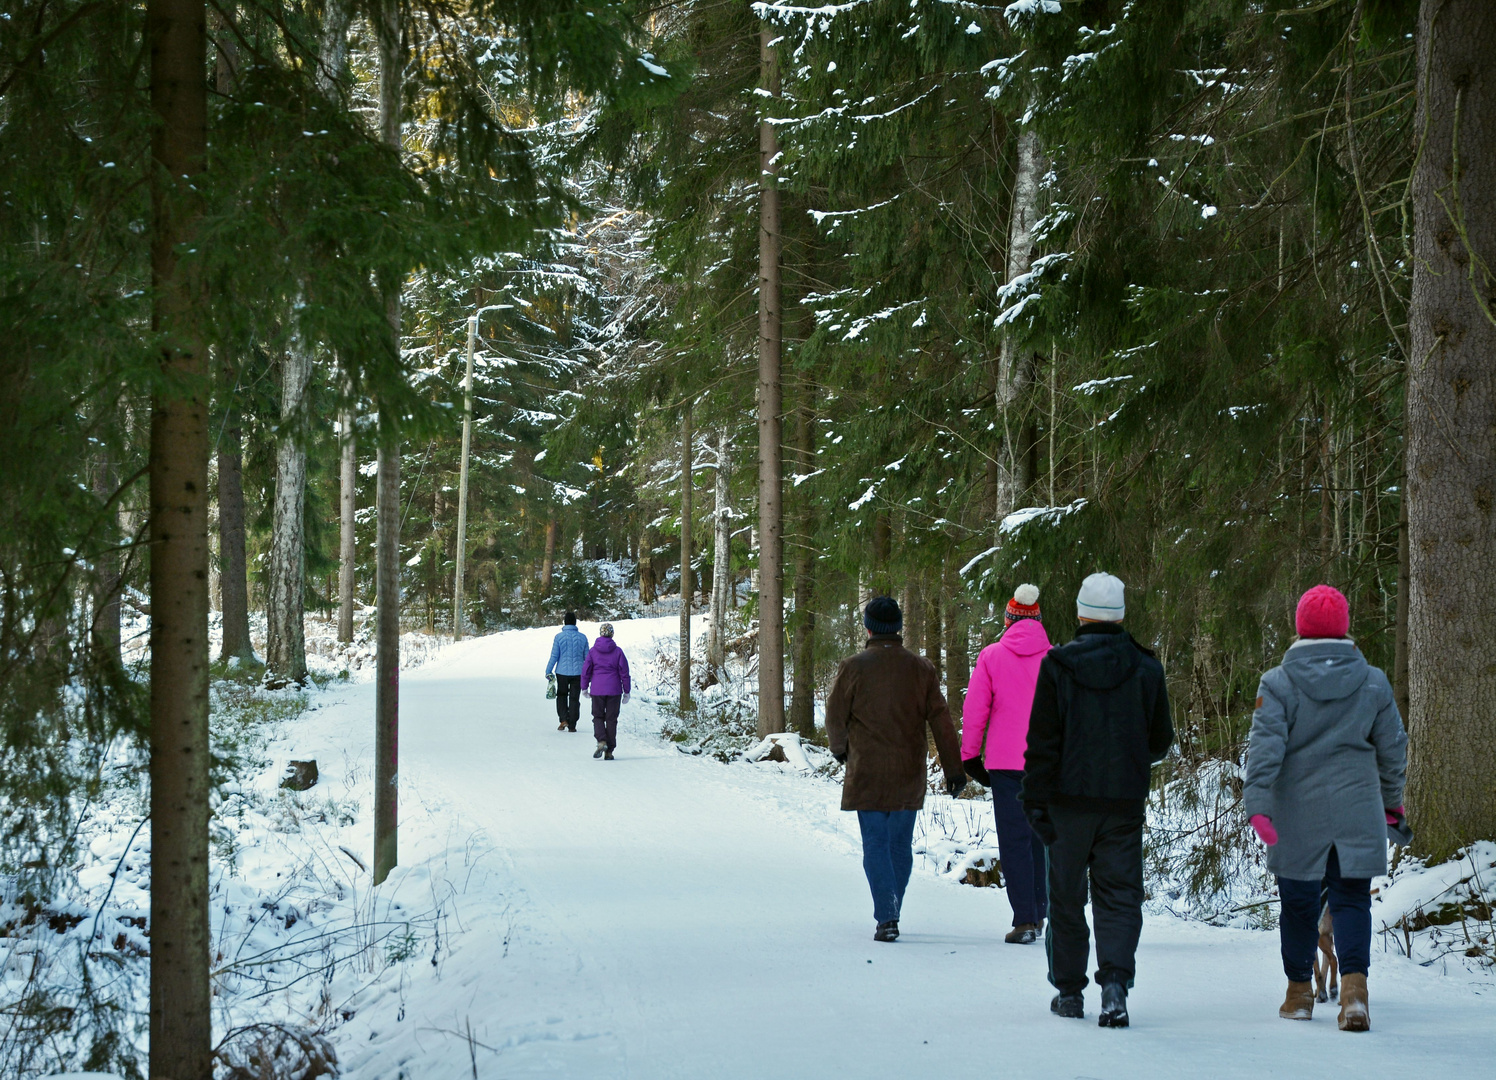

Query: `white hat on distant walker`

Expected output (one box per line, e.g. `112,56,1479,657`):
1076,572,1126,622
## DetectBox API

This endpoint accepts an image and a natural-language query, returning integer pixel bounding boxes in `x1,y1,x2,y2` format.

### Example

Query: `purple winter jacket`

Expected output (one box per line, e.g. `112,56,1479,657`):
581,636,631,696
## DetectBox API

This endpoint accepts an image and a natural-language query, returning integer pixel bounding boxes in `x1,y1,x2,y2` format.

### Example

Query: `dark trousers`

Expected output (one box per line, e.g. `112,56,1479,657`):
591,693,620,750
1278,846,1372,981
991,771,1048,927
1045,804,1145,994
554,674,581,728
857,810,917,924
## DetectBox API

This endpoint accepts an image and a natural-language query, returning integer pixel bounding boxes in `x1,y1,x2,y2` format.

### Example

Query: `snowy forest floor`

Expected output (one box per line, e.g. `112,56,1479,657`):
10,616,1496,1078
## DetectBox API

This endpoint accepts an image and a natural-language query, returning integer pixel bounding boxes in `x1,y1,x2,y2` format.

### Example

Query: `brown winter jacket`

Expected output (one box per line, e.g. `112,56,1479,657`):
825,634,965,811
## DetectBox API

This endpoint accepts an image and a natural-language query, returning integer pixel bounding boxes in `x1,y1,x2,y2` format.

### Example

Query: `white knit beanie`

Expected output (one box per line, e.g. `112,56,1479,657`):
1076,572,1126,622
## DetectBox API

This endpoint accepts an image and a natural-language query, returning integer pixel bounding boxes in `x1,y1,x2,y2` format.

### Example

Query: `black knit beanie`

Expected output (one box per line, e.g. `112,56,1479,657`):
864,596,903,636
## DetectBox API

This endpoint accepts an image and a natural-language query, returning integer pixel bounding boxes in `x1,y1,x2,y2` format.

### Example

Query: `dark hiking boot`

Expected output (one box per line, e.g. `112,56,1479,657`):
567,723,577,732
604,749,615,760
1050,992,1084,1019
1005,923,1040,944
594,741,606,759
873,920,899,942
1280,980,1315,1021
1098,982,1129,1028
1338,973,1369,1032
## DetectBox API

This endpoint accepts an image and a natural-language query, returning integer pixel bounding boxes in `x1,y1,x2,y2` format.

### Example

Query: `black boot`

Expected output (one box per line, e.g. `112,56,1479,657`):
873,920,899,942
1050,992,1084,1019
1098,981,1129,1028
604,749,614,760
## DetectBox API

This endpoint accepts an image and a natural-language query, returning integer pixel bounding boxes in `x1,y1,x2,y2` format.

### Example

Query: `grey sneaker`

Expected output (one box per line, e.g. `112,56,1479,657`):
594,741,606,759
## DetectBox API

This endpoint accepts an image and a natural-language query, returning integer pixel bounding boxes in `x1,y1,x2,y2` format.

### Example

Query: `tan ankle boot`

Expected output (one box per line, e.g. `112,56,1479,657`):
1279,980,1314,1020
1338,973,1369,1031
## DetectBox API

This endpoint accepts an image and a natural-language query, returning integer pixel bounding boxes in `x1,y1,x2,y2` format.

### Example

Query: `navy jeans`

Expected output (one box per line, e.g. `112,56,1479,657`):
1278,846,1371,981
991,771,1048,926
857,810,917,924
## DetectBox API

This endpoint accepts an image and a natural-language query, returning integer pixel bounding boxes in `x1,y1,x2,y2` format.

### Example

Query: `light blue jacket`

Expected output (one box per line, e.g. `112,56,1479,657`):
546,625,589,677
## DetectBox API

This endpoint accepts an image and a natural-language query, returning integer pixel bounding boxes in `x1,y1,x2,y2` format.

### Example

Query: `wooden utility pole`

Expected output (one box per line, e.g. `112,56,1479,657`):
373,0,401,885
147,0,212,1076
679,402,693,710
1405,0,1496,860
453,315,476,640
756,24,785,738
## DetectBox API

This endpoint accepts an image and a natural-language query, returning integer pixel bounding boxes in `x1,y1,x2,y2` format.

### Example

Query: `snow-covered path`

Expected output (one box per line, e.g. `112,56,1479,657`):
294,619,1494,1078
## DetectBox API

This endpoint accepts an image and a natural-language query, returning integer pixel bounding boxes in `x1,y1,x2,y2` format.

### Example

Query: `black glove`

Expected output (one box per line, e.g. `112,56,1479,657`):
833,751,847,765
1386,807,1414,847
962,756,991,787
945,773,967,798
1025,803,1057,846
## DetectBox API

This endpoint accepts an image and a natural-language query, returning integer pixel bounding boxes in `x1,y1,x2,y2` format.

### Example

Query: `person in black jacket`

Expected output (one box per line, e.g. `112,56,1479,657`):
1020,572,1173,1029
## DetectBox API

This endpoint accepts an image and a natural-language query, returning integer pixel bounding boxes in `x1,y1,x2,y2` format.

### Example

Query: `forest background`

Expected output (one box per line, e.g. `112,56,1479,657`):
3,0,1495,1072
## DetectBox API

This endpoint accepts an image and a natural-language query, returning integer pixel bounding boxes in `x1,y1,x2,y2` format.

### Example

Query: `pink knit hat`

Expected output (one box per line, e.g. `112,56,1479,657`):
1296,585,1350,639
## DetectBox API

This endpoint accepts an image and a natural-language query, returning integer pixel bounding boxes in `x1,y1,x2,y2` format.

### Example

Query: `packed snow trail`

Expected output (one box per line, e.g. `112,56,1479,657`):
290,619,1494,1078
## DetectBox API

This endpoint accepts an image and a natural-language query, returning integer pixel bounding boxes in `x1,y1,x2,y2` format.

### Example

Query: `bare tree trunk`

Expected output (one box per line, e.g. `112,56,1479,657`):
541,518,558,594
871,512,891,596
337,373,357,643
926,578,942,681
638,526,655,604
373,0,401,885
266,339,310,685
91,455,122,668
217,385,253,663
789,401,817,738
944,562,971,723
756,24,785,738
453,316,476,638
147,1,211,1075
1405,0,1496,861
995,125,1042,536
679,403,693,710
903,577,923,654
709,426,732,672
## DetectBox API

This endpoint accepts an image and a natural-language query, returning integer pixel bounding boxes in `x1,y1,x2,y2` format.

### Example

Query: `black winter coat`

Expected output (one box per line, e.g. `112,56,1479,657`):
1020,623,1174,814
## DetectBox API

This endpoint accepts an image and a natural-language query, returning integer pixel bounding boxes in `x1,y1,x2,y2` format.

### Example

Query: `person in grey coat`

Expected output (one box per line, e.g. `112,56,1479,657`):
1243,585,1407,1033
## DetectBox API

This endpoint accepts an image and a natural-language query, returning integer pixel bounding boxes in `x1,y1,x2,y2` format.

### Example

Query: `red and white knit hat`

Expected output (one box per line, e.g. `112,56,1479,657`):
1005,583,1041,624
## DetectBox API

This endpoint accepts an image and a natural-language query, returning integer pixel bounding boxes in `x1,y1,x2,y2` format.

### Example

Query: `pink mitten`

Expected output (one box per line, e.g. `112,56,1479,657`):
1386,805,1405,825
1249,814,1278,846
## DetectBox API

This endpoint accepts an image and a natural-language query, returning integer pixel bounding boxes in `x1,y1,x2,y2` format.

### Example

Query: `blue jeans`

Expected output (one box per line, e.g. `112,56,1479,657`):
1277,847,1372,981
857,810,917,924
991,771,1048,926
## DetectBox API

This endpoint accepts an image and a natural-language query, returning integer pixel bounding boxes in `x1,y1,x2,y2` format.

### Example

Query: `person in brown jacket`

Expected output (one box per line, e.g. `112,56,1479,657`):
826,596,965,942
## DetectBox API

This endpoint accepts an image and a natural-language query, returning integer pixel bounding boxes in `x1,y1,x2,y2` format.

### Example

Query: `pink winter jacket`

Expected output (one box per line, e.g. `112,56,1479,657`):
961,619,1052,771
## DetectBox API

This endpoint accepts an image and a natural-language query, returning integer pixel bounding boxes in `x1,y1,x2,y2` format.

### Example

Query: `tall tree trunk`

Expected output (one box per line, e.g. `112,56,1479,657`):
373,0,401,885
871,512,891,596
337,372,357,644
995,125,1042,536
709,427,732,673
756,24,785,738
453,315,476,638
91,454,122,669
1405,0,1496,861
541,518,558,594
679,403,693,709
638,526,656,604
944,562,970,724
789,400,817,738
266,339,310,685
147,1,211,1076
903,577,923,654
926,578,942,682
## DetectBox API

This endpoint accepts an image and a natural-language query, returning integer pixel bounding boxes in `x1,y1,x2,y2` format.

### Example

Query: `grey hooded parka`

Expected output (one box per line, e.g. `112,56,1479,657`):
1243,639,1408,880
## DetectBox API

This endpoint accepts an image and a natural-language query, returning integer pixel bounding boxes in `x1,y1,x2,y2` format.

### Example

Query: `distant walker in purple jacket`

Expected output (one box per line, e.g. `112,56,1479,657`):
581,623,631,761
962,584,1051,943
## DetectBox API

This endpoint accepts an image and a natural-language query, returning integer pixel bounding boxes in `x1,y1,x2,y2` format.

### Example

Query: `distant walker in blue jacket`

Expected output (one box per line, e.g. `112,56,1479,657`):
545,612,589,731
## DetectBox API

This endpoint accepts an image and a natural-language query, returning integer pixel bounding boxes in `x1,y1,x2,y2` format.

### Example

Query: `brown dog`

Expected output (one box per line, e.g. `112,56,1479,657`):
1314,898,1339,1003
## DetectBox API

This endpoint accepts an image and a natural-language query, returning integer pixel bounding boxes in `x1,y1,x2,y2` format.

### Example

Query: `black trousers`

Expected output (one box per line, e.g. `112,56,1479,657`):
554,674,581,727
591,693,620,750
1045,804,1146,994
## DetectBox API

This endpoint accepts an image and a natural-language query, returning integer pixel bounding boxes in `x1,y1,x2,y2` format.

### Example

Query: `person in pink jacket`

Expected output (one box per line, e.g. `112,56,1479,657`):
962,584,1051,943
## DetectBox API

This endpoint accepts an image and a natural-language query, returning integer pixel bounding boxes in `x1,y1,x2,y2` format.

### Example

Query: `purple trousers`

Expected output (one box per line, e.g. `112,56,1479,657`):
591,694,620,750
